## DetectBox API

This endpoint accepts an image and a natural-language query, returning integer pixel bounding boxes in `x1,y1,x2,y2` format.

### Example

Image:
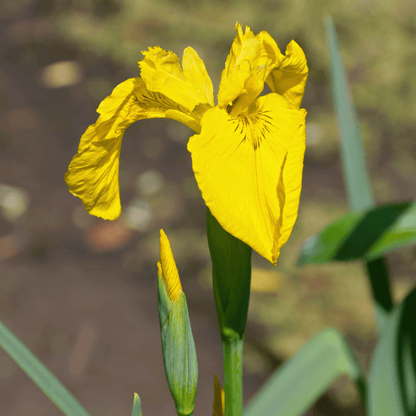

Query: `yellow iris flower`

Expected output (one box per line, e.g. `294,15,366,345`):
65,23,308,264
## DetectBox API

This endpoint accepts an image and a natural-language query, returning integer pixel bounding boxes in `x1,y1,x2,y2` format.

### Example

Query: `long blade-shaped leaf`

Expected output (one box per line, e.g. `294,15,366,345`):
368,286,416,415
325,16,374,211
324,16,393,331
0,320,90,416
244,329,364,416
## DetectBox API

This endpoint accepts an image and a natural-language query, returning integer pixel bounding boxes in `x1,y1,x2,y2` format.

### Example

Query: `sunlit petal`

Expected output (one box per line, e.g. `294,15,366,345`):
139,46,213,112
277,121,306,250
182,47,214,107
65,78,199,220
220,23,257,83
188,94,306,264
258,31,284,71
266,40,308,108
218,23,262,110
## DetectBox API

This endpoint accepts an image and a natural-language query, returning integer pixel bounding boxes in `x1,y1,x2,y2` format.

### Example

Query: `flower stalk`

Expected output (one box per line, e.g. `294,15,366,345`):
207,208,252,416
222,337,244,416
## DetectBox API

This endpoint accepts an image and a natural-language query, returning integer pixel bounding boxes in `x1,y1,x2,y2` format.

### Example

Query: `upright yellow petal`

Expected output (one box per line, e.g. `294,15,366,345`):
220,23,258,85
188,94,306,264
258,30,284,71
266,40,308,108
139,46,214,113
217,24,289,115
218,23,262,110
65,78,201,220
182,47,214,107
159,229,182,303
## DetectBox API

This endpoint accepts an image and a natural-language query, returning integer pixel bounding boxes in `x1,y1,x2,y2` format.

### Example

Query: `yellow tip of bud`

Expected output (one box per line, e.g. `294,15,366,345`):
213,375,225,416
159,229,182,302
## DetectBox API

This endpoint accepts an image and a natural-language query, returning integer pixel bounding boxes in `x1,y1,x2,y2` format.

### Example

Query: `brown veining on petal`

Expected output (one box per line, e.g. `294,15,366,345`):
134,86,188,115
230,107,274,150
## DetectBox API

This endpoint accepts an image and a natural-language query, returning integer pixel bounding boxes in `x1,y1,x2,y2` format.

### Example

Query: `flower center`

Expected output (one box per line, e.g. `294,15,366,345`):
230,108,273,150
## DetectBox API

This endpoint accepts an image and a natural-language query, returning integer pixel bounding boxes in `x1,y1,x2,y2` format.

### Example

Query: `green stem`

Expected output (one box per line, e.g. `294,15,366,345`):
222,336,244,416
365,257,394,332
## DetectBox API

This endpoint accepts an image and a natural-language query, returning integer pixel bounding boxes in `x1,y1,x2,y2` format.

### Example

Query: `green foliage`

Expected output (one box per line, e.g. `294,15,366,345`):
157,275,198,416
0,320,90,416
325,16,374,212
368,286,416,416
298,201,416,264
244,329,364,416
324,15,394,332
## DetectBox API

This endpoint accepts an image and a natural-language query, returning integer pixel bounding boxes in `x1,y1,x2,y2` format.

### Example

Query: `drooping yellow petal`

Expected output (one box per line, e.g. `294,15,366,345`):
188,94,306,264
65,78,201,220
266,40,308,108
276,121,306,250
213,375,225,416
139,46,214,113
159,229,182,303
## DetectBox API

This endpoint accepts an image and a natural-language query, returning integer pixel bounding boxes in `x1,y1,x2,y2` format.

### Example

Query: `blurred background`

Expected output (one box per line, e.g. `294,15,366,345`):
1,0,416,415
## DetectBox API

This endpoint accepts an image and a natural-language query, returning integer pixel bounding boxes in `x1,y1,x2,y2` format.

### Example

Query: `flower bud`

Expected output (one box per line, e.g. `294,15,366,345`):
157,230,198,416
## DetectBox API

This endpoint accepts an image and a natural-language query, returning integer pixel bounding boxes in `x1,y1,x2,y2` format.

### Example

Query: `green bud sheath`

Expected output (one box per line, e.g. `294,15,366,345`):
207,208,252,339
157,275,198,416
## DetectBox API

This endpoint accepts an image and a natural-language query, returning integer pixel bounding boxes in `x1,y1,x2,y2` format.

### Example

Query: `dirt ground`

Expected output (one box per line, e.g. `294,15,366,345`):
2,2,415,416
0,6,286,414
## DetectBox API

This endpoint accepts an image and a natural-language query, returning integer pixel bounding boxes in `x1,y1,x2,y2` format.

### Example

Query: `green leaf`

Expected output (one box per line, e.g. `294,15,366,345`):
0,319,90,416
131,393,143,416
244,328,365,416
367,286,416,415
298,201,416,265
325,15,375,212
325,16,394,332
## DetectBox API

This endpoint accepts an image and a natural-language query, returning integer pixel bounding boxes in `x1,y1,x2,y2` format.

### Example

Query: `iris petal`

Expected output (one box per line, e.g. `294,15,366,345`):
258,31,284,70
182,47,214,107
220,23,257,85
218,23,262,110
276,121,306,250
266,40,308,108
65,78,200,220
188,93,306,264
139,46,214,112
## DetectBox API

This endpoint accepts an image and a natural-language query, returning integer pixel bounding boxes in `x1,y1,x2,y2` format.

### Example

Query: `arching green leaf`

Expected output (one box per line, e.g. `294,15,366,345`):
298,201,416,265
244,329,364,416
